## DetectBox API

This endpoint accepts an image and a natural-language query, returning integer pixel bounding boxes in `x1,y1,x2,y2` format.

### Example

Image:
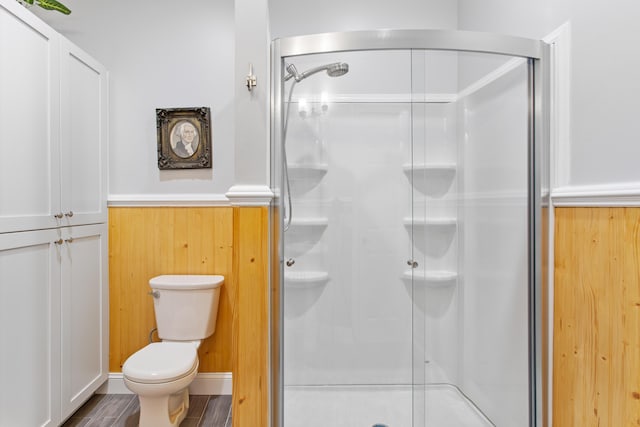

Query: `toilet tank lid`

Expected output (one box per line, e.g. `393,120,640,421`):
149,275,224,290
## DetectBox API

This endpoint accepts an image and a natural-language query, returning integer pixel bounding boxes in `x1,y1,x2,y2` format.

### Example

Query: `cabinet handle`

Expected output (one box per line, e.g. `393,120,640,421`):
54,239,64,245
65,238,74,243
65,211,74,217
54,213,64,219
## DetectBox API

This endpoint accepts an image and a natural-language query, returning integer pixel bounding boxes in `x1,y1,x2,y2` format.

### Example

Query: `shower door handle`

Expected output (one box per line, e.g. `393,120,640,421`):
407,260,418,268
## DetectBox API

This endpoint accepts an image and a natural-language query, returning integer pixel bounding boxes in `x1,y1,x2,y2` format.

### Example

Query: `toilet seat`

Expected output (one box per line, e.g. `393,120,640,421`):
123,342,198,384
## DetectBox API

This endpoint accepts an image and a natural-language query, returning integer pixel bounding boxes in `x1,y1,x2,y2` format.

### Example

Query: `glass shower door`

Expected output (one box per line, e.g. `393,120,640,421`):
409,49,460,427
273,31,547,427
280,49,417,427
410,48,534,426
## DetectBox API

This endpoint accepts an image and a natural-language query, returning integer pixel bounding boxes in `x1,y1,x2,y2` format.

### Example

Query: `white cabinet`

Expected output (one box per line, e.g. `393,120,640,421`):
60,224,108,418
0,225,108,426
59,38,108,228
0,229,61,427
0,2,60,233
0,0,108,233
0,2,108,426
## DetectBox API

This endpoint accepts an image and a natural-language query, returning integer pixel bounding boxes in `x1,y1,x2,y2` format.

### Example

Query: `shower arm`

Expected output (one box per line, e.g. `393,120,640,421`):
284,62,346,82
292,64,329,81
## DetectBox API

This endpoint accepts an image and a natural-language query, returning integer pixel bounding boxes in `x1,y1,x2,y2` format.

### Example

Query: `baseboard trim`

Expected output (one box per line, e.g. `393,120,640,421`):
96,372,232,395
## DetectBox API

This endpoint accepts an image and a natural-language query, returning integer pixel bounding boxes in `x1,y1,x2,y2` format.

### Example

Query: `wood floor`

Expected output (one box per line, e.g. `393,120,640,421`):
62,394,232,426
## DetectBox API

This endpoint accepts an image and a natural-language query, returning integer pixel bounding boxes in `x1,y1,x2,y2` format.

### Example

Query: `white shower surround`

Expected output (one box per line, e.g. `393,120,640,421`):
282,47,532,426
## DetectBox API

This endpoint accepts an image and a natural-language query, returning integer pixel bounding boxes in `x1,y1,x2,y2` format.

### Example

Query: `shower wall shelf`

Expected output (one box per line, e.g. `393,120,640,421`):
284,271,329,287
402,163,456,187
402,163,456,173
403,162,456,196
288,163,328,176
290,217,329,227
402,270,457,287
402,217,457,227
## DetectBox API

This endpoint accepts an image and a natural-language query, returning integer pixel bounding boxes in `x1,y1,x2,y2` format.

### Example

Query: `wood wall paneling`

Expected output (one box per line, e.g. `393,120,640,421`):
109,205,640,427
108,207,234,372
232,207,269,427
554,207,640,426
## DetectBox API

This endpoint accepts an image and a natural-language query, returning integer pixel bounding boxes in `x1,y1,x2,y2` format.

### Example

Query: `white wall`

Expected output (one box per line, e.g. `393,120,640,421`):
269,0,457,39
31,0,461,199
33,0,235,198
459,0,640,189
33,0,640,196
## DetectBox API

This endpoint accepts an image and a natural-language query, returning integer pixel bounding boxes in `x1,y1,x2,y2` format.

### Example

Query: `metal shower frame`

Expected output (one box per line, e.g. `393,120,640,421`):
269,29,550,427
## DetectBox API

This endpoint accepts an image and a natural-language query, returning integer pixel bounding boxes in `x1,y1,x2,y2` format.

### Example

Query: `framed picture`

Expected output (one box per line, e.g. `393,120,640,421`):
156,107,212,169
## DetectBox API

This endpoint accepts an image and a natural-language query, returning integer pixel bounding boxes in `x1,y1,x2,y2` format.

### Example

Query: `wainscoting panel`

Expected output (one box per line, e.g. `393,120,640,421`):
231,206,269,427
554,207,640,426
108,207,234,373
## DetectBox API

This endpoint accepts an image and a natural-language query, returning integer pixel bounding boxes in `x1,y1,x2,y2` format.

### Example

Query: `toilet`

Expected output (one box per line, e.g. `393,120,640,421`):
123,274,224,427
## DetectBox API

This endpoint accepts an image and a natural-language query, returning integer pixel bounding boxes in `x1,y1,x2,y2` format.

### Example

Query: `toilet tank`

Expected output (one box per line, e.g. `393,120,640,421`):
149,275,224,341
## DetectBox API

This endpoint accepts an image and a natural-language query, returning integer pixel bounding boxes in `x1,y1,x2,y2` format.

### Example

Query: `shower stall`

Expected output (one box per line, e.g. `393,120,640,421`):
270,30,548,427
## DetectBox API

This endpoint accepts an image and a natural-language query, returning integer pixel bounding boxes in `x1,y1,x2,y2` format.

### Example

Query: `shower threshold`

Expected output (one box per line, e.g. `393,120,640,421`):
283,383,493,427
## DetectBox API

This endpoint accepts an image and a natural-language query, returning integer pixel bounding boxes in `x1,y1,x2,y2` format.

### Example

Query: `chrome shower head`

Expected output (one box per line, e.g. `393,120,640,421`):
284,62,349,82
326,62,349,77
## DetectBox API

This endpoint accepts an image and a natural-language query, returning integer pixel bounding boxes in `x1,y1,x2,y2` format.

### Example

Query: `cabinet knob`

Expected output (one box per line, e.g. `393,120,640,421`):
54,213,64,219
54,239,64,245
65,211,74,217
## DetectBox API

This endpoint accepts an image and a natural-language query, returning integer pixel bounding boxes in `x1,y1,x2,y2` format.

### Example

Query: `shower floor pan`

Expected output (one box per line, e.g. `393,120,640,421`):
283,383,493,427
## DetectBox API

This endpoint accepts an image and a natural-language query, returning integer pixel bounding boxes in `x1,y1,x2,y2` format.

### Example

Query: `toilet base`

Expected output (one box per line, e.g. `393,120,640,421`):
124,362,198,427
137,387,189,427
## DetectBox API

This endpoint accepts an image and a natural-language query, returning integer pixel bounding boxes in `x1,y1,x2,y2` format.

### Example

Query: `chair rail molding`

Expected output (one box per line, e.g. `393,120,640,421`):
107,193,231,207
225,185,274,206
552,183,640,206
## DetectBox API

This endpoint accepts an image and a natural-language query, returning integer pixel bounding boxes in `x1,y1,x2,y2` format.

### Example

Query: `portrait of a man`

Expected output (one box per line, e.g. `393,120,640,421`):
156,107,211,169
170,120,199,158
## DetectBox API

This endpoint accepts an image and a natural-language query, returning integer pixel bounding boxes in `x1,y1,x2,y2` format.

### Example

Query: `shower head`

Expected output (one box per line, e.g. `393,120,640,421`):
284,62,349,82
326,62,349,77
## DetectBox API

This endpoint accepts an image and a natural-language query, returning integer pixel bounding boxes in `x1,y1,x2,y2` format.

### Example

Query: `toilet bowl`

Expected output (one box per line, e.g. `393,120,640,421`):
123,342,199,427
122,275,223,427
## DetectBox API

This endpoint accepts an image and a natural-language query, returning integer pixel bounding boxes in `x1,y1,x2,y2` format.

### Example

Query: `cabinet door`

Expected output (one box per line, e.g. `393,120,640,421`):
60,224,108,419
0,229,62,427
0,1,61,233
59,38,108,226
